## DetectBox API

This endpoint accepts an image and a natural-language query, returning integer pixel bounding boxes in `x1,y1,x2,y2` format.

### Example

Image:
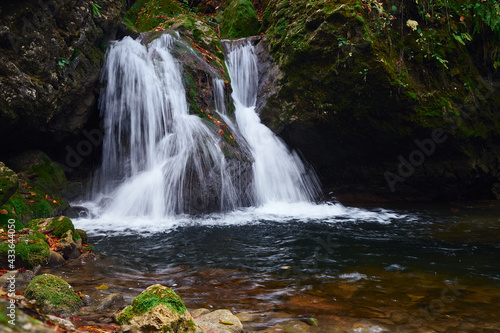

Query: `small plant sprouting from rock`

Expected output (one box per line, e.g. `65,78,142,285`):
92,2,102,17
58,57,69,68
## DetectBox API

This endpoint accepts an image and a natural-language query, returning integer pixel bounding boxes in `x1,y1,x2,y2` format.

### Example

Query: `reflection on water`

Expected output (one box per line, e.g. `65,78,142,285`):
55,202,500,332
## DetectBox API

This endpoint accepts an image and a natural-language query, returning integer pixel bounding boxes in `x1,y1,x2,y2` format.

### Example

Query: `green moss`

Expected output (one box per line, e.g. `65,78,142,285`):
0,153,70,225
27,216,77,240
127,0,185,32
0,162,18,207
0,230,50,269
24,274,82,315
117,285,188,325
220,0,260,39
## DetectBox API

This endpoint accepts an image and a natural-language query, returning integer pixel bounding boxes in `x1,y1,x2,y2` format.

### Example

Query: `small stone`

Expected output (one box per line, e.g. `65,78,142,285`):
191,308,210,318
235,312,258,322
47,250,66,267
282,320,311,333
58,230,81,259
82,295,94,306
193,309,243,333
94,293,124,311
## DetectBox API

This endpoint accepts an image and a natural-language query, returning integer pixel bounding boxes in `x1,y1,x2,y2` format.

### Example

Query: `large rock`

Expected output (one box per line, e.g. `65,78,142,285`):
0,230,49,269
0,151,72,226
57,230,81,260
220,0,260,39
24,274,83,316
260,0,500,201
27,216,78,240
0,162,18,207
117,284,196,333
0,0,125,153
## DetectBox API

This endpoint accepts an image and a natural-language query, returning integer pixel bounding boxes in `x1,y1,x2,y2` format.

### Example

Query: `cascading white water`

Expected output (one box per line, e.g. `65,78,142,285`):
224,40,321,204
94,34,241,217
75,34,400,234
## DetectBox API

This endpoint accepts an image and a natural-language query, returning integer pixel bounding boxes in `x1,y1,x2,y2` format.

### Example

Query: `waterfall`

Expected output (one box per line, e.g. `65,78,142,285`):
224,39,321,205
94,34,242,217
89,33,320,220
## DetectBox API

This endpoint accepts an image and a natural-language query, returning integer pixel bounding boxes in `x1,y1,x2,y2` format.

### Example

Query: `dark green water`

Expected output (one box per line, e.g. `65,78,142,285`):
61,202,500,332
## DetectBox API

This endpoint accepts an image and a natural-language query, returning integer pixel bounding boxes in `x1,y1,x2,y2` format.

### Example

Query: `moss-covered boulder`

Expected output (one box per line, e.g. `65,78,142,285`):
26,216,78,241
259,0,500,201
24,274,82,316
125,0,185,32
0,151,71,227
117,284,196,333
0,230,50,269
221,0,260,39
0,162,18,207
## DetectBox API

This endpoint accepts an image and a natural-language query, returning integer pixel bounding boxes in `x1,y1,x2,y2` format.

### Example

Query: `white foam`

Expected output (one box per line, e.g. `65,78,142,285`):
73,201,403,236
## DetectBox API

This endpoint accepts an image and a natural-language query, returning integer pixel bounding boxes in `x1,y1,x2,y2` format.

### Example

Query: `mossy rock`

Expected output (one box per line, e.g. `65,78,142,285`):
26,216,79,241
0,162,18,207
6,151,67,193
0,152,70,227
0,229,50,269
159,14,226,63
24,274,82,316
126,0,185,31
220,0,260,39
117,284,195,333
75,229,88,244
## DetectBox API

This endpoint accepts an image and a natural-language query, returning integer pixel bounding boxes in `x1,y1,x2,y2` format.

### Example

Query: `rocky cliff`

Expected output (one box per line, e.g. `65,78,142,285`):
0,0,125,154
1,0,499,203
259,0,500,201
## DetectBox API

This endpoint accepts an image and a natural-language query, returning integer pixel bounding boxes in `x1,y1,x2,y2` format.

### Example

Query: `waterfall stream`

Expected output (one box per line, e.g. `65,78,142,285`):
88,34,320,219
224,39,320,205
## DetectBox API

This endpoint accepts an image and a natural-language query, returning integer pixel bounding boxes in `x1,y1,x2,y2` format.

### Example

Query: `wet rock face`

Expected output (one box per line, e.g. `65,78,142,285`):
0,0,124,154
259,0,500,201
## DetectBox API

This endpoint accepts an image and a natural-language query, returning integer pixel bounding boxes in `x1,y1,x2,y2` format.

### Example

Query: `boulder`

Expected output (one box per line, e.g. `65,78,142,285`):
58,230,81,260
0,152,72,225
220,0,260,39
27,216,78,240
0,162,18,207
117,284,196,333
0,229,49,269
261,0,500,201
47,250,66,268
24,274,83,316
